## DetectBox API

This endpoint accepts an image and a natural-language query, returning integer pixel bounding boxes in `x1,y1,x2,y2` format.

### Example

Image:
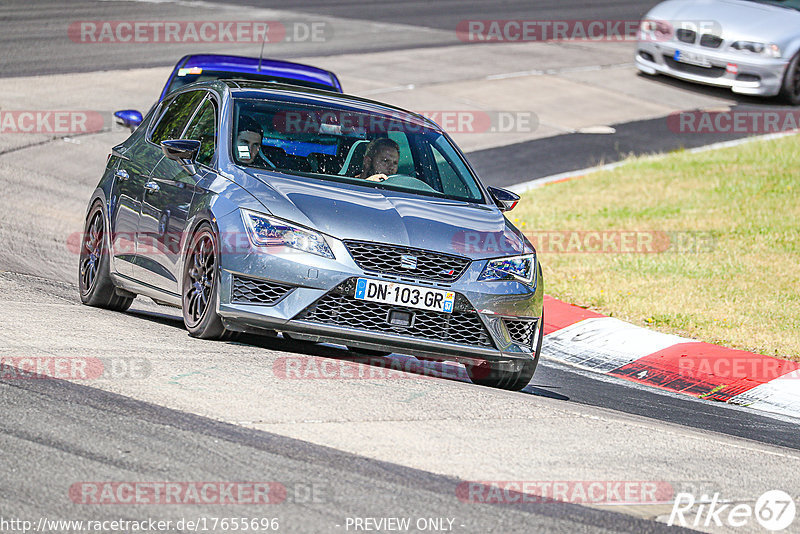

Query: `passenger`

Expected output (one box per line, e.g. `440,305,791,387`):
357,138,399,182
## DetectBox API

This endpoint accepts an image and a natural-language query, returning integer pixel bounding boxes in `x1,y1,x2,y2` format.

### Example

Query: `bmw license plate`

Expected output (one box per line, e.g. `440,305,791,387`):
354,278,455,313
674,49,711,68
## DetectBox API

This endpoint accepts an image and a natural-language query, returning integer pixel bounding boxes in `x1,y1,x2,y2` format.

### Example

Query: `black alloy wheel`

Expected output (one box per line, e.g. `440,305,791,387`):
182,224,238,340
79,202,133,311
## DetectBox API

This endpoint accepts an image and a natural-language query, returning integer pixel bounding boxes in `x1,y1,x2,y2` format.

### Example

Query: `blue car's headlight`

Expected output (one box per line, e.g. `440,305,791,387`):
240,209,334,259
478,254,536,285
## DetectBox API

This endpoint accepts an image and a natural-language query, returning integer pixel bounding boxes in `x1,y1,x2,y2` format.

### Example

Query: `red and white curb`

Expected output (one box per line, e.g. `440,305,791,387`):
542,296,800,419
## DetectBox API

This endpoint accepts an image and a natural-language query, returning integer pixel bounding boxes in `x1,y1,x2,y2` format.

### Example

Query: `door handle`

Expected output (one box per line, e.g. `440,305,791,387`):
115,169,129,180
144,181,160,193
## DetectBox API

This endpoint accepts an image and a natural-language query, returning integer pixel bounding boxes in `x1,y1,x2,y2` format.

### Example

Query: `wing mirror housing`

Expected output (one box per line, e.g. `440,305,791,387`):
161,139,201,175
114,109,143,132
487,186,520,212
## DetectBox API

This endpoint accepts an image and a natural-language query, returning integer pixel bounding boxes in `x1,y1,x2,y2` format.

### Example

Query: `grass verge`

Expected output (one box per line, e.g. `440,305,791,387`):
513,133,800,361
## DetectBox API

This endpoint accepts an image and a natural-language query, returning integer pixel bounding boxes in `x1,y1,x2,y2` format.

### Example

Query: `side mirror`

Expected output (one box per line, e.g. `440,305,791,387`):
161,139,201,175
487,186,520,212
114,109,143,132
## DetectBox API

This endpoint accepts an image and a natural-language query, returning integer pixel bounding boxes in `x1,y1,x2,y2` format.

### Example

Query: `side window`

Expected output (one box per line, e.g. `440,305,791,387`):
431,145,468,198
430,137,482,201
150,91,204,145
183,97,217,167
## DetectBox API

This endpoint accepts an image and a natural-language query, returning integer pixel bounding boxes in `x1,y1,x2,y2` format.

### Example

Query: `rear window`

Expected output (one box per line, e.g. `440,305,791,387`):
166,69,336,96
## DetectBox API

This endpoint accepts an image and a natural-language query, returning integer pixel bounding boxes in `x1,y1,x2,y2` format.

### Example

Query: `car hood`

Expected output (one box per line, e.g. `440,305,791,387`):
244,171,529,260
649,0,800,44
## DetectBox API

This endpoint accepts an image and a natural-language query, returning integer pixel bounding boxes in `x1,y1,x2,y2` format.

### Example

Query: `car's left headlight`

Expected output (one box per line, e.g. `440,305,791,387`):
729,41,781,58
240,209,334,259
478,254,536,285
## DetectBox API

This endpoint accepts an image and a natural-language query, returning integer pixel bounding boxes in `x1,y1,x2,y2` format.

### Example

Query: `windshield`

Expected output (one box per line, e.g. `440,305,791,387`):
231,99,487,203
166,70,336,96
742,0,800,10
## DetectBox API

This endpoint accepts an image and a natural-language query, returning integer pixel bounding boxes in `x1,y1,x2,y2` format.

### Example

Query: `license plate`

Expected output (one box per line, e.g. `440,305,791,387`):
354,278,455,313
674,49,711,68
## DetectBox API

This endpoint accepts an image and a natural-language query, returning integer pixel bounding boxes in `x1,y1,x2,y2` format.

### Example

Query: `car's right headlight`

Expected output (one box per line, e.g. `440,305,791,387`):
729,41,781,58
478,254,536,286
240,209,334,259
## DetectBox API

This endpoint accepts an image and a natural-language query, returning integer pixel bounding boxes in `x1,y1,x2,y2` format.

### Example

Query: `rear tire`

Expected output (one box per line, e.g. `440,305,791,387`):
79,202,133,312
779,52,800,106
182,224,238,340
466,311,544,391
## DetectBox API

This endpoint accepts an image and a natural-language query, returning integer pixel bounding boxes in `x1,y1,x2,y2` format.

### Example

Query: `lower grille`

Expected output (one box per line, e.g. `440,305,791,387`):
231,275,293,305
296,292,494,348
504,318,539,349
663,55,726,78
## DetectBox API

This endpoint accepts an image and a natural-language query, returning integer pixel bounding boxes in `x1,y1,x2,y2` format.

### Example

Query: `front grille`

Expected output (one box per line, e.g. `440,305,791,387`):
344,241,470,283
663,55,726,78
676,28,696,43
699,34,723,48
504,318,538,348
231,275,293,305
296,290,494,348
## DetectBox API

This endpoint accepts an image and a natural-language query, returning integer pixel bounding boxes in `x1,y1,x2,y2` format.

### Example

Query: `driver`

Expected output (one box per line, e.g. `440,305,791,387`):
357,138,399,182
235,115,277,168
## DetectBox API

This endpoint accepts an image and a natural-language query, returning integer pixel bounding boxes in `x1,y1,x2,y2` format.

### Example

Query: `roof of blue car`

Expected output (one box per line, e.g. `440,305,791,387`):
179,54,338,89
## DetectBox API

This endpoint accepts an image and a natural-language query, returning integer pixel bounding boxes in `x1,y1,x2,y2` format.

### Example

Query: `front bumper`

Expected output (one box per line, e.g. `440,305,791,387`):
635,40,788,97
213,212,543,365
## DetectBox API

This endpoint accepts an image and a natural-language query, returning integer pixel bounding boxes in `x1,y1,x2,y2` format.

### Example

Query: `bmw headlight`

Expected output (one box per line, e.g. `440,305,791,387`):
730,41,781,58
478,254,536,285
240,209,334,259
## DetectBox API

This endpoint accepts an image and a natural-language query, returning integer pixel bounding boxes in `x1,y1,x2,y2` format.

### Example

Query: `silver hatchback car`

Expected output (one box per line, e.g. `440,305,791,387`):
79,80,544,390
635,0,800,104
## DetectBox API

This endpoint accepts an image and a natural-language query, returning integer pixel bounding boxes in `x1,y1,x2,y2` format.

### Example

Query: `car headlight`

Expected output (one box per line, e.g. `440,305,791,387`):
478,254,536,285
240,209,334,259
729,41,781,58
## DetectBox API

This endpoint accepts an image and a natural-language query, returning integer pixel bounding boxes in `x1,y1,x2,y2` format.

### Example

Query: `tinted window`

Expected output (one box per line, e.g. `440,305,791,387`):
183,97,218,167
151,91,205,145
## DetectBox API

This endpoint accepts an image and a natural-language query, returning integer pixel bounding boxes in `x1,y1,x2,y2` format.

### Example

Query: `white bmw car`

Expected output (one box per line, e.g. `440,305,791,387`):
635,0,800,104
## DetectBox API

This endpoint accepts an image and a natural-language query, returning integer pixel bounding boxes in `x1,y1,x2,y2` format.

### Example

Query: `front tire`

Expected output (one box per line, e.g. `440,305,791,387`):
466,312,544,391
79,202,133,311
779,52,800,106
182,224,237,340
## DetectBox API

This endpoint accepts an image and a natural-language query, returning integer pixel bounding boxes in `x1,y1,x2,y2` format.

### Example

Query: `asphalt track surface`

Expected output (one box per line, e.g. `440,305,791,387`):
2,1,800,533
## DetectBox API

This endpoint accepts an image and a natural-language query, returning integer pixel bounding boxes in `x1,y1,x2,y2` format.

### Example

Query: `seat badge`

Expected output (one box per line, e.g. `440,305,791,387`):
400,254,417,270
